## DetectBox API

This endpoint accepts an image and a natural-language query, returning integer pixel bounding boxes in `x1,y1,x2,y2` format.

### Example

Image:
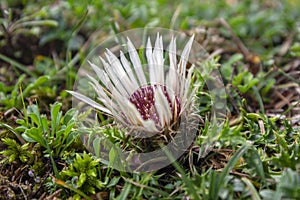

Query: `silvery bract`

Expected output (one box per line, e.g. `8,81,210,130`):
68,34,198,133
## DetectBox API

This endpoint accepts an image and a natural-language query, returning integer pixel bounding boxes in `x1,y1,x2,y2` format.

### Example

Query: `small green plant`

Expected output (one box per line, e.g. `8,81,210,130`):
15,102,79,177
0,7,58,77
270,121,300,170
0,74,51,110
60,152,106,199
168,143,251,199
290,42,300,57
0,138,33,163
232,71,259,94
18,102,79,156
0,8,58,40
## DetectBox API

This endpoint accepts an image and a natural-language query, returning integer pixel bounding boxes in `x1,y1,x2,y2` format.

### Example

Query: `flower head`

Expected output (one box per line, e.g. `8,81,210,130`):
68,33,197,133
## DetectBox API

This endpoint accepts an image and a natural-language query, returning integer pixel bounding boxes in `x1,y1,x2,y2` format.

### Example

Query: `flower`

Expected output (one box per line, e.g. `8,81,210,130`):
68,33,197,133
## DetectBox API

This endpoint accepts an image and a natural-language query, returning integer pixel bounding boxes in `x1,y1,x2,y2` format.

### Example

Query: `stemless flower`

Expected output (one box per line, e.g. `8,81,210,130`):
68,33,197,134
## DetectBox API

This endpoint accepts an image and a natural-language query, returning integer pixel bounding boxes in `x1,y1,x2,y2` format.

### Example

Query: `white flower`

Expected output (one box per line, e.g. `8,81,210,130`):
68,33,197,133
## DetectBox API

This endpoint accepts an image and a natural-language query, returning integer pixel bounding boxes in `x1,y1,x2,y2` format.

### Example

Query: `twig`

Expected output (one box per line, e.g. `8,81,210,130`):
219,18,261,74
170,4,182,30
18,185,28,200
207,48,224,60
274,90,292,109
38,192,46,200
44,189,62,200
278,32,295,56
219,18,250,57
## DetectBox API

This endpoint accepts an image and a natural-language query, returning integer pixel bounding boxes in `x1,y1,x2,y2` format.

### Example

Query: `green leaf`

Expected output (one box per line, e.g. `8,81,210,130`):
242,177,262,200
64,122,75,137
93,137,101,158
22,127,47,147
9,154,17,163
277,168,300,198
237,78,259,93
232,72,244,86
12,74,26,100
63,108,77,125
61,132,78,153
290,42,300,57
109,146,124,171
0,53,35,77
95,180,105,189
244,148,266,183
107,177,120,188
51,102,62,137
86,186,96,195
260,189,276,200
17,20,58,28
116,182,132,200
19,155,28,162
16,119,26,126
56,129,64,139
77,173,87,187
22,75,50,97
61,170,77,178
40,116,49,134
28,113,40,126
87,169,97,177
221,53,243,79
209,143,251,199
275,132,289,151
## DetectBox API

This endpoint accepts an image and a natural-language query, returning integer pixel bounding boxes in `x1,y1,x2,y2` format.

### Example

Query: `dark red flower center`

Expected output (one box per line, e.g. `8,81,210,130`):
129,85,181,125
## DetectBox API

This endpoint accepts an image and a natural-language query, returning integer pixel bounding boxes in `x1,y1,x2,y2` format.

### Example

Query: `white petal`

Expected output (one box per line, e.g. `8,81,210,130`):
153,33,164,85
182,64,194,104
87,75,119,112
140,120,159,132
88,61,113,91
127,38,147,86
166,69,179,95
169,36,177,71
117,97,144,125
118,99,140,123
177,35,195,102
146,37,153,65
166,37,179,93
130,111,159,132
173,95,179,120
105,49,135,95
88,61,128,111
146,37,156,84
166,89,178,120
154,87,172,127
120,51,139,90
100,55,129,97
179,72,187,104
178,34,194,77
67,90,112,114
87,76,108,103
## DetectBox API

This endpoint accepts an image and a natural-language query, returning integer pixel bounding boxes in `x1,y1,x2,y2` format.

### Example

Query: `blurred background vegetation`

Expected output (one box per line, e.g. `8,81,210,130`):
0,0,299,199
